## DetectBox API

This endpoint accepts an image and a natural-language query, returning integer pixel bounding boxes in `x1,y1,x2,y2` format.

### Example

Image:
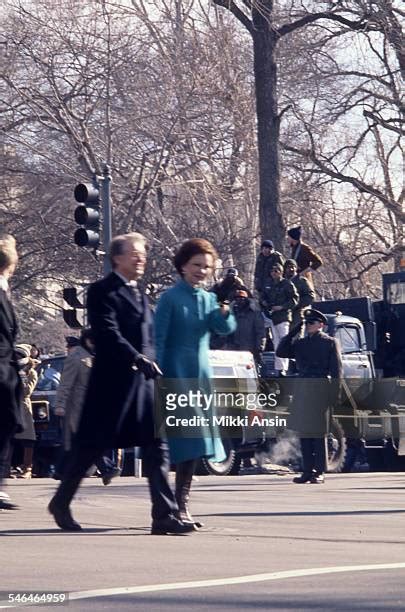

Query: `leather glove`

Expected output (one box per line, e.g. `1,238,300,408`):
134,355,163,380
288,321,304,338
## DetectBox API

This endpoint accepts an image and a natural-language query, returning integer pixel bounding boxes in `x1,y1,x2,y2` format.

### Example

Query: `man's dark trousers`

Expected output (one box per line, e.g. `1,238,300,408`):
0,433,13,489
52,439,176,520
300,437,326,474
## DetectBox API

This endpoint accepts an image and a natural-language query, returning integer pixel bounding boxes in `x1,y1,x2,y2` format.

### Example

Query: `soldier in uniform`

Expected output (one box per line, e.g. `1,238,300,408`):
276,309,342,483
283,259,315,330
254,240,284,302
262,263,298,376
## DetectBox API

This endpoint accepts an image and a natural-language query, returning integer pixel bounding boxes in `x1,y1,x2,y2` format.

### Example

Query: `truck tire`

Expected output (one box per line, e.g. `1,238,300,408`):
326,418,348,473
198,439,242,476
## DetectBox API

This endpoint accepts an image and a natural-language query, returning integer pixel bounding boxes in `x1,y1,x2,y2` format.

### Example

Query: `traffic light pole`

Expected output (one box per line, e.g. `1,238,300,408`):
101,164,112,275
73,165,112,275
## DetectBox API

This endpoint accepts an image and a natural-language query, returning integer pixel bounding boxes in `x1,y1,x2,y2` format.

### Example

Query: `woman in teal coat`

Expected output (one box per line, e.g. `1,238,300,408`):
155,238,236,528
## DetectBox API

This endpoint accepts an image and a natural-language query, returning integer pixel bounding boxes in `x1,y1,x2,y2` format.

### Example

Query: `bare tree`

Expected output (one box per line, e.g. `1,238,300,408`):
277,0,403,291
210,0,403,253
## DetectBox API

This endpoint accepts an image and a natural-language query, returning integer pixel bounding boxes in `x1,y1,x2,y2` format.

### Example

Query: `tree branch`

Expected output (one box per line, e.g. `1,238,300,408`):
278,11,371,38
282,142,404,223
212,0,253,34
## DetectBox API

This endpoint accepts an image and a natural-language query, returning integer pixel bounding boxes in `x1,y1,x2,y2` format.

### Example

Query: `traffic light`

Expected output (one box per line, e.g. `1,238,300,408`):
62,287,85,329
73,181,100,248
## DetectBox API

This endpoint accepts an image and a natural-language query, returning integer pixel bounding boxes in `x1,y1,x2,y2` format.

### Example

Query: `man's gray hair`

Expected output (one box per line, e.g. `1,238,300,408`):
109,232,147,268
0,234,18,273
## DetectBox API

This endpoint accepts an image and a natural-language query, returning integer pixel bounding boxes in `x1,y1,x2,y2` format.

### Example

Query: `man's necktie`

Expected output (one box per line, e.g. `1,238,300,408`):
126,282,141,305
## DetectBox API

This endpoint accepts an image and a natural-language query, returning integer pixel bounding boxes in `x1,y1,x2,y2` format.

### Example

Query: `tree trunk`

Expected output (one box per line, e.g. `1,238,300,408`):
252,14,285,251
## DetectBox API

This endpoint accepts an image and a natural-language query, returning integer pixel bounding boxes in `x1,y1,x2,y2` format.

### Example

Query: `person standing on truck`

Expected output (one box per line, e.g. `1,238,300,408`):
254,240,284,303
155,238,236,529
225,289,266,365
262,263,298,376
287,227,322,288
276,309,343,484
48,233,194,535
283,259,315,331
0,234,23,510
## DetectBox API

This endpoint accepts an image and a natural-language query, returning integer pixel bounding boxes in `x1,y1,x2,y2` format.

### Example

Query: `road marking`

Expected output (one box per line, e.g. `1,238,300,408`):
1,562,405,608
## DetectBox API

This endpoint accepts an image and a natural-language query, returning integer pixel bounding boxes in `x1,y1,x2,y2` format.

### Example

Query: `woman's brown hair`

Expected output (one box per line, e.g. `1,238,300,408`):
174,239,218,276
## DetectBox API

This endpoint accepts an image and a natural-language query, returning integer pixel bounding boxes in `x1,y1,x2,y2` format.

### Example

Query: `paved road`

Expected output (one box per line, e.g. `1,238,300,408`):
1,472,405,611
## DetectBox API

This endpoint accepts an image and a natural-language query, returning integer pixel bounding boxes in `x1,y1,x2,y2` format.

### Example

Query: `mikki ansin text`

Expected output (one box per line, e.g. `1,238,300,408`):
165,414,287,428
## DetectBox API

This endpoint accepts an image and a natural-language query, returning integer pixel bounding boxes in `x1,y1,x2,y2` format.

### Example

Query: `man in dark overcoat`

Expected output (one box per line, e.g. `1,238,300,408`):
0,234,23,510
49,232,194,535
277,309,343,483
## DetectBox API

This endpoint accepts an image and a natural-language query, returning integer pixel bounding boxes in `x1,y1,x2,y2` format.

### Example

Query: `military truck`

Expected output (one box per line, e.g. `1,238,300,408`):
202,315,382,475
204,271,405,475
311,270,405,472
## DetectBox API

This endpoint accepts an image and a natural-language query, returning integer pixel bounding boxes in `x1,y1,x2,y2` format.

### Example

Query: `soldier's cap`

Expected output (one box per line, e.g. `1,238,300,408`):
261,239,274,249
226,267,238,276
304,309,327,325
284,258,297,268
65,336,80,348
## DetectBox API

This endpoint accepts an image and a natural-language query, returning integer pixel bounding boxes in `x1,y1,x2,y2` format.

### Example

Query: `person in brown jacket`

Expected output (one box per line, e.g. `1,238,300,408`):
287,227,322,288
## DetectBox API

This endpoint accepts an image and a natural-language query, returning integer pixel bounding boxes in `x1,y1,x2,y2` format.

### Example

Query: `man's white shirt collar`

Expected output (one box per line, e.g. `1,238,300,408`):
114,271,137,288
0,275,9,292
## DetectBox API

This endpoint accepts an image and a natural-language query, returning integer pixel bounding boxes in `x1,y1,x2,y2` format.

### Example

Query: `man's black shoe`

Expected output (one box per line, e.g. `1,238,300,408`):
311,473,325,484
48,498,82,531
293,473,313,484
102,467,121,486
0,494,18,510
151,515,197,535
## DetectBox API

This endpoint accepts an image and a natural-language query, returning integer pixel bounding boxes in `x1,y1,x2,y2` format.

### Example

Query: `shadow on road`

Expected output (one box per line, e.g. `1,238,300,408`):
200,509,405,517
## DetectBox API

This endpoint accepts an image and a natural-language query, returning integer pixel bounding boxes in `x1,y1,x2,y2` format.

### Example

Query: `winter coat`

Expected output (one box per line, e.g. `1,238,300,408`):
155,279,236,463
54,345,93,451
262,279,299,325
291,242,322,275
290,275,315,327
254,251,285,293
14,366,37,442
76,272,157,450
225,300,266,356
0,287,23,437
277,329,342,435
